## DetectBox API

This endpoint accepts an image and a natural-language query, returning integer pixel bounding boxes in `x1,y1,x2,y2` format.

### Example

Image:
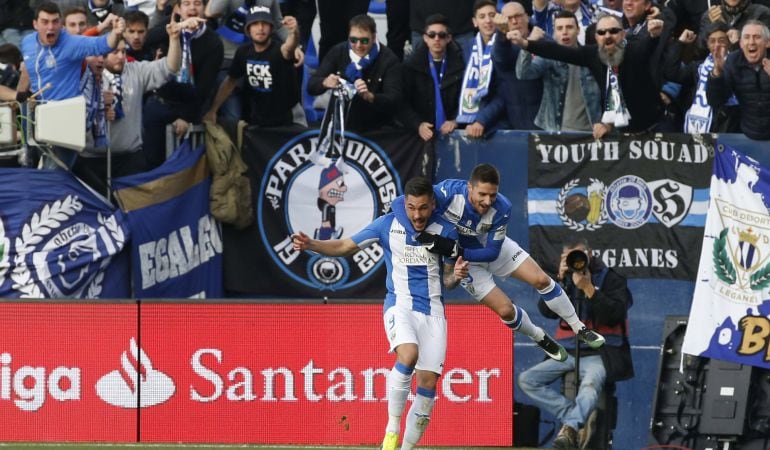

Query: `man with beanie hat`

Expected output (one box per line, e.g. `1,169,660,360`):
204,5,300,126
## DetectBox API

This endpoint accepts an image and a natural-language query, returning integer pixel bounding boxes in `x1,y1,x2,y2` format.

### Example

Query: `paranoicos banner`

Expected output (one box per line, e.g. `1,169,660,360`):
527,133,713,279
224,126,433,297
113,142,223,299
683,145,770,369
0,169,129,298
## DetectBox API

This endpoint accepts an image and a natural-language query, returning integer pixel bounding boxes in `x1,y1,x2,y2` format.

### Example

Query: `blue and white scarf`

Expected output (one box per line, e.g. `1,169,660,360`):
429,52,447,129
344,41,380,82
103,70,125,120
88,0,113,22
684,54,737,134
177,24,206,84
80,67,108,148
601,65,631,127
456,32,495,124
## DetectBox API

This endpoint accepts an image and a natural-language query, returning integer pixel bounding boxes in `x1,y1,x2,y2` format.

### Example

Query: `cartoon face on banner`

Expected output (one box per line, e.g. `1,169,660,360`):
11,196,126,298
258,131,401,290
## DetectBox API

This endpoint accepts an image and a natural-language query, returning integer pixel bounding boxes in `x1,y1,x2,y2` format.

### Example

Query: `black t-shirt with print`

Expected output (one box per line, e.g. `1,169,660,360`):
229,40,298,127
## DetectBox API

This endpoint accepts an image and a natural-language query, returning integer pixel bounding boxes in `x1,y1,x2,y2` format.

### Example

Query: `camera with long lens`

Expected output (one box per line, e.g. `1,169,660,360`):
565,249,588,273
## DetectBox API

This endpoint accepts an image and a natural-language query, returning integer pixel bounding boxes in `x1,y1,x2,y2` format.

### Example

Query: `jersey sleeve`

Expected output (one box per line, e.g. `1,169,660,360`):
462,207,510,262
351,215,388,249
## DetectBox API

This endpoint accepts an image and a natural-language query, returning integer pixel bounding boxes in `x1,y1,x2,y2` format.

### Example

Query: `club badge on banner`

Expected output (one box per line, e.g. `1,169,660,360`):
113,141,223,299
0,169,129,298
224,126,434,297
527,133,713,279
683,144,770,369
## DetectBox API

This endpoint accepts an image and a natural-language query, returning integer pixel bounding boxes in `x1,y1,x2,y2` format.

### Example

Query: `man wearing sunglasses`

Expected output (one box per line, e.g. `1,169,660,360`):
307,14,402,132
399,14,465,141
508,13,666,138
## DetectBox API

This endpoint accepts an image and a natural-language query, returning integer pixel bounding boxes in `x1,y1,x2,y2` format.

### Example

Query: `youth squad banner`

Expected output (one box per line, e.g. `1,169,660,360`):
113,141,223,299
528,133,713,279
683,144,770,369
0,169,129,298
224,126,434,297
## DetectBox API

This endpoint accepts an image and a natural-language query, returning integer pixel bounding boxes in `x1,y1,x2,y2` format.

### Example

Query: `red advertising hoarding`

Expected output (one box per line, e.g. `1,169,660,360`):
0,303,512,445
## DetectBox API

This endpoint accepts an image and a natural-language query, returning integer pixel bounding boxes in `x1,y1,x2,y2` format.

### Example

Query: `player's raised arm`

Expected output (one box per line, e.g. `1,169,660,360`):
291,231,359,256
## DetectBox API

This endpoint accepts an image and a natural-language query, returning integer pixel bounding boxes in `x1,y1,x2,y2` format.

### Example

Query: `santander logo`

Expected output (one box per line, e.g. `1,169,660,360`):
96,338,175,408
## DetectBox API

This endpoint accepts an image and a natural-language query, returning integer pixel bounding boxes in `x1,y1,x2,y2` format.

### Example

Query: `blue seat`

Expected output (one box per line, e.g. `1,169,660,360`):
368,0,386,14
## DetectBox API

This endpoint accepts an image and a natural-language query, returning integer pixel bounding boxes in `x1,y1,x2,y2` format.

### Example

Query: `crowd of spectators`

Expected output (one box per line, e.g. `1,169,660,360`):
0,0,768,188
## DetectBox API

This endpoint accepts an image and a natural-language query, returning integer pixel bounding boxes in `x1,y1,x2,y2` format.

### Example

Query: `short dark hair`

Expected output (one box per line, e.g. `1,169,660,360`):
553,9,579,28
0,44,22,68
424,13,451,33
469,163,500,186
702,21,730,37
404,177,435,198
595,13,622,29
35,1,61,20
473,0,497,16
123,10,150,28
349,14,376,34
473,0,497,14
63,6,87,20
563,236,590,250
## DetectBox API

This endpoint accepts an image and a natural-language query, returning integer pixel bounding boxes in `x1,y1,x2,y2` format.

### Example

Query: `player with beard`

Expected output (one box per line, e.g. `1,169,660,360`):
204,5,300,126
508,13,666,138
292,177,465,450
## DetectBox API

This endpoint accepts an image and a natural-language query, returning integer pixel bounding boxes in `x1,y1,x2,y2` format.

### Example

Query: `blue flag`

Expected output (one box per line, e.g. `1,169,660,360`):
0,169,130,298
113,141,223,299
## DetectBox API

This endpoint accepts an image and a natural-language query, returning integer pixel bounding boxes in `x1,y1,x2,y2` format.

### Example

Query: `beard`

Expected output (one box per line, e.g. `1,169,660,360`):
598,42,626,67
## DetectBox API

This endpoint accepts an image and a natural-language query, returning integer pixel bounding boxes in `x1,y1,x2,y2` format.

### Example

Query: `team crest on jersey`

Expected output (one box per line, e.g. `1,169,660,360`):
258,130,401,290
556,178,607,231
605,175,652,229
11,195,126,298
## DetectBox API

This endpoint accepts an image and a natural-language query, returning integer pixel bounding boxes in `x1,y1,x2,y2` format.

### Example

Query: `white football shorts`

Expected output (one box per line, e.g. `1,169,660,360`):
461,237,529,301
383,304,447,375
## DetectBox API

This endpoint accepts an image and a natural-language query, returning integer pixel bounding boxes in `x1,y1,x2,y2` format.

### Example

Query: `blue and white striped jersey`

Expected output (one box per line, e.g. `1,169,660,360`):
433,179,512,262
351,196,458,317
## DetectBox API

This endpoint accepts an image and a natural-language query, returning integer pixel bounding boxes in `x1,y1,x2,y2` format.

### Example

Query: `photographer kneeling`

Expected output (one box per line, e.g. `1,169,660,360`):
517,237,633,449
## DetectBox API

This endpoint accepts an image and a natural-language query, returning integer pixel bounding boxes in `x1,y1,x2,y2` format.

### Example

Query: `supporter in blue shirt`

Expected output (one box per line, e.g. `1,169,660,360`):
18,1,125,169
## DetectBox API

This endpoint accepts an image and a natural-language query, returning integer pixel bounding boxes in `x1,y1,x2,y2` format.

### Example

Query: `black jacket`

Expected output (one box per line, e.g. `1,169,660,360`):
663,41,741,133
707,49,770,140
527,36,664,132
145,19,224,123
398,41,465,131
308,41,403,132
539,258,632,353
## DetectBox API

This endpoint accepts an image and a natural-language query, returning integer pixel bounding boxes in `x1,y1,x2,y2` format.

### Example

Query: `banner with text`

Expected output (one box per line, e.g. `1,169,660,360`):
0,303,512,445
0,170,129,298
683,145,770,368
224,126,434,297
527,133,713,279
113,142,223,299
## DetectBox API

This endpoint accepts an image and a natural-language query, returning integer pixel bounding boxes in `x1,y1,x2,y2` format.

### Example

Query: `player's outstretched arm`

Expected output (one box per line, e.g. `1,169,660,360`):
292,231,358,256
